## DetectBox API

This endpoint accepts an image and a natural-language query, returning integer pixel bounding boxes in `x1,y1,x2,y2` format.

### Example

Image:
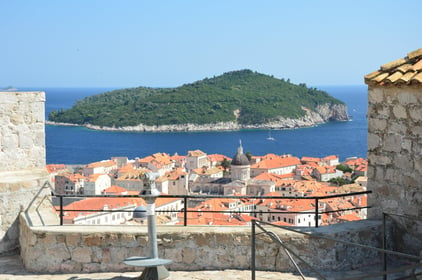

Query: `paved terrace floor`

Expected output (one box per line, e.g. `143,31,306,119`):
3,254,420,280
0,254,313,280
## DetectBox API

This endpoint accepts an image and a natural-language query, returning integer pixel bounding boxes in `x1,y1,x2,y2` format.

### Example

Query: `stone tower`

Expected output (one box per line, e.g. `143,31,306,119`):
365,48,422,220
230,141,251,181
0,91,51,254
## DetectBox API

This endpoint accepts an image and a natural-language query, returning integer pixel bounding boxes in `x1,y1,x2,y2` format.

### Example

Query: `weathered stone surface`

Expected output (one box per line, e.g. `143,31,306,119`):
367,133,381,150
0,91,46,171
384,134,402,152
19,215,383,273
72,247,92,263
368,88,384,104
397,91,418,105
368,119,387,132
367,82,422,259
392,104,407,119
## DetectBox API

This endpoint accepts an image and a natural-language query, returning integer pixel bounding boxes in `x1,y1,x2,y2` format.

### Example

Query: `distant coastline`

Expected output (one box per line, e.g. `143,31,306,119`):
1,86,18,91
45,115,348,133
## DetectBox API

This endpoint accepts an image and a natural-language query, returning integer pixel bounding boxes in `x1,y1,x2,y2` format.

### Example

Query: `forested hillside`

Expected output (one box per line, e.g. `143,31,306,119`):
48,70,345,128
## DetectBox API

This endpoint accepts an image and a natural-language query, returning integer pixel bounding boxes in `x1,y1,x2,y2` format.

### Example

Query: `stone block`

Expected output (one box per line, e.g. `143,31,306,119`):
415,158,422,174
109,247,128,262
181,247,196,264
367,133,381,150
388,121,407,135
120,234,138,248
47,244,71,264
394,154,413,171
368,104,390,119
72,247,92,263
368,154,391,166
368,119,387,132
66,234,81,247
409,106,422,122
392,104,407,119
397,91,418,105
384,134,402,152
368,88,384,104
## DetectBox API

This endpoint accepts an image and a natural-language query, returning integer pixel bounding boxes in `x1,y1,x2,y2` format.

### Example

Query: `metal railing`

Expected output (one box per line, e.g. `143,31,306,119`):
53,190,372,227
251,218,422,280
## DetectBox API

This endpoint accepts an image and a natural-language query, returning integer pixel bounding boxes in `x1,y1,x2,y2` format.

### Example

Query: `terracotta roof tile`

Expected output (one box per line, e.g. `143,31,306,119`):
408,48,422,60
412,72,422,84
399,71,418,83
365,48,422,85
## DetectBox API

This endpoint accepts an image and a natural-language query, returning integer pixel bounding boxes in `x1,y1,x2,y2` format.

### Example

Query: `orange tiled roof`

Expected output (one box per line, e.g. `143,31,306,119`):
322,155,338,161
176,211,248,226
46,164,67,173
207,153,231,162
170,154,186,161
337,213,361,222
118,163,134,173
157,168,187,182
187,150,206,157
58,172,86,182
117,169,150,180
88,173,108,182
365,48,422,86
57,196,144,220
301,157,321,163
102,185,127,194
251,156,300,169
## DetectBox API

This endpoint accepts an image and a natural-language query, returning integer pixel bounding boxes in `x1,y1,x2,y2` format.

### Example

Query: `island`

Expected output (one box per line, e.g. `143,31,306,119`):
48,69,349,132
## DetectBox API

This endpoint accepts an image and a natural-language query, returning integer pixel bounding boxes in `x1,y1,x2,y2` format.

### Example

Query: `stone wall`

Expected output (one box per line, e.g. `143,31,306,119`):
367,85,422,219
0,91,50,254
19,215,382,274
0,91,46,170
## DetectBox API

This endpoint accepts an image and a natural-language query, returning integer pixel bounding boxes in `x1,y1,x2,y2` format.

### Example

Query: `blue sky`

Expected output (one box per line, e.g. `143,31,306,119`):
1,0,421,88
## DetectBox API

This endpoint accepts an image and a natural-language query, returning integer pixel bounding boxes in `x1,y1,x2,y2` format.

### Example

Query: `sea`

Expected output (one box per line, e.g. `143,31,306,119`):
20,85,368,164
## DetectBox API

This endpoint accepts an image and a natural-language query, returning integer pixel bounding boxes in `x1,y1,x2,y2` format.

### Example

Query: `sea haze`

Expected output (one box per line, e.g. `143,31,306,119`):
24,85,368,164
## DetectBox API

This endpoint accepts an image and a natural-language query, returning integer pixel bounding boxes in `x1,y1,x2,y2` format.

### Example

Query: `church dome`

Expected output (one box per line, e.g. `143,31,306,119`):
231,142,250,166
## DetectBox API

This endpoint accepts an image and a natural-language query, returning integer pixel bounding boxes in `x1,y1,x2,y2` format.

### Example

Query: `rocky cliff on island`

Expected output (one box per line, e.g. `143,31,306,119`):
78,103,349,132
48,70,349,132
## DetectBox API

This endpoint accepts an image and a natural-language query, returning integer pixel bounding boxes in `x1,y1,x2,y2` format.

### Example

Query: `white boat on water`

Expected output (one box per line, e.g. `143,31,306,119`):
267,130,276,141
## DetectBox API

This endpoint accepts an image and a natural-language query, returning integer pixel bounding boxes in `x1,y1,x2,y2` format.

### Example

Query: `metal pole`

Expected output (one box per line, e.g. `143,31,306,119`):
184,196,188,226
124,172,172,280
60,196,63,226
382,212,387,280
315,198,319,228
251,220,256,280
146,201,158,259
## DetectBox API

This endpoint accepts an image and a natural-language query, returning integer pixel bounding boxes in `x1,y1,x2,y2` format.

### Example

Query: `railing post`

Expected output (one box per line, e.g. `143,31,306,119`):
60,196,64,226
315,198,319,228
382,213,387,280
251,220,256,280
184,196,188,226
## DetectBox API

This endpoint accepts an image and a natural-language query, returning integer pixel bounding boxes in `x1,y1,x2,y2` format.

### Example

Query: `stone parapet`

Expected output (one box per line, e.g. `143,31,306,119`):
19,215,382,274
0,169,50,254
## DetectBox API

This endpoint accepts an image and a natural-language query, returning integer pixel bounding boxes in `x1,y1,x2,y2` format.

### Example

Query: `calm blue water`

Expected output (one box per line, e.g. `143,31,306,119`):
22,85,368,164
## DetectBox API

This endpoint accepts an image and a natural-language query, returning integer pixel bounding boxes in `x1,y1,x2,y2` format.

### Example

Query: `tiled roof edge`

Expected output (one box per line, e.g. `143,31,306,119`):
365,48,422,86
